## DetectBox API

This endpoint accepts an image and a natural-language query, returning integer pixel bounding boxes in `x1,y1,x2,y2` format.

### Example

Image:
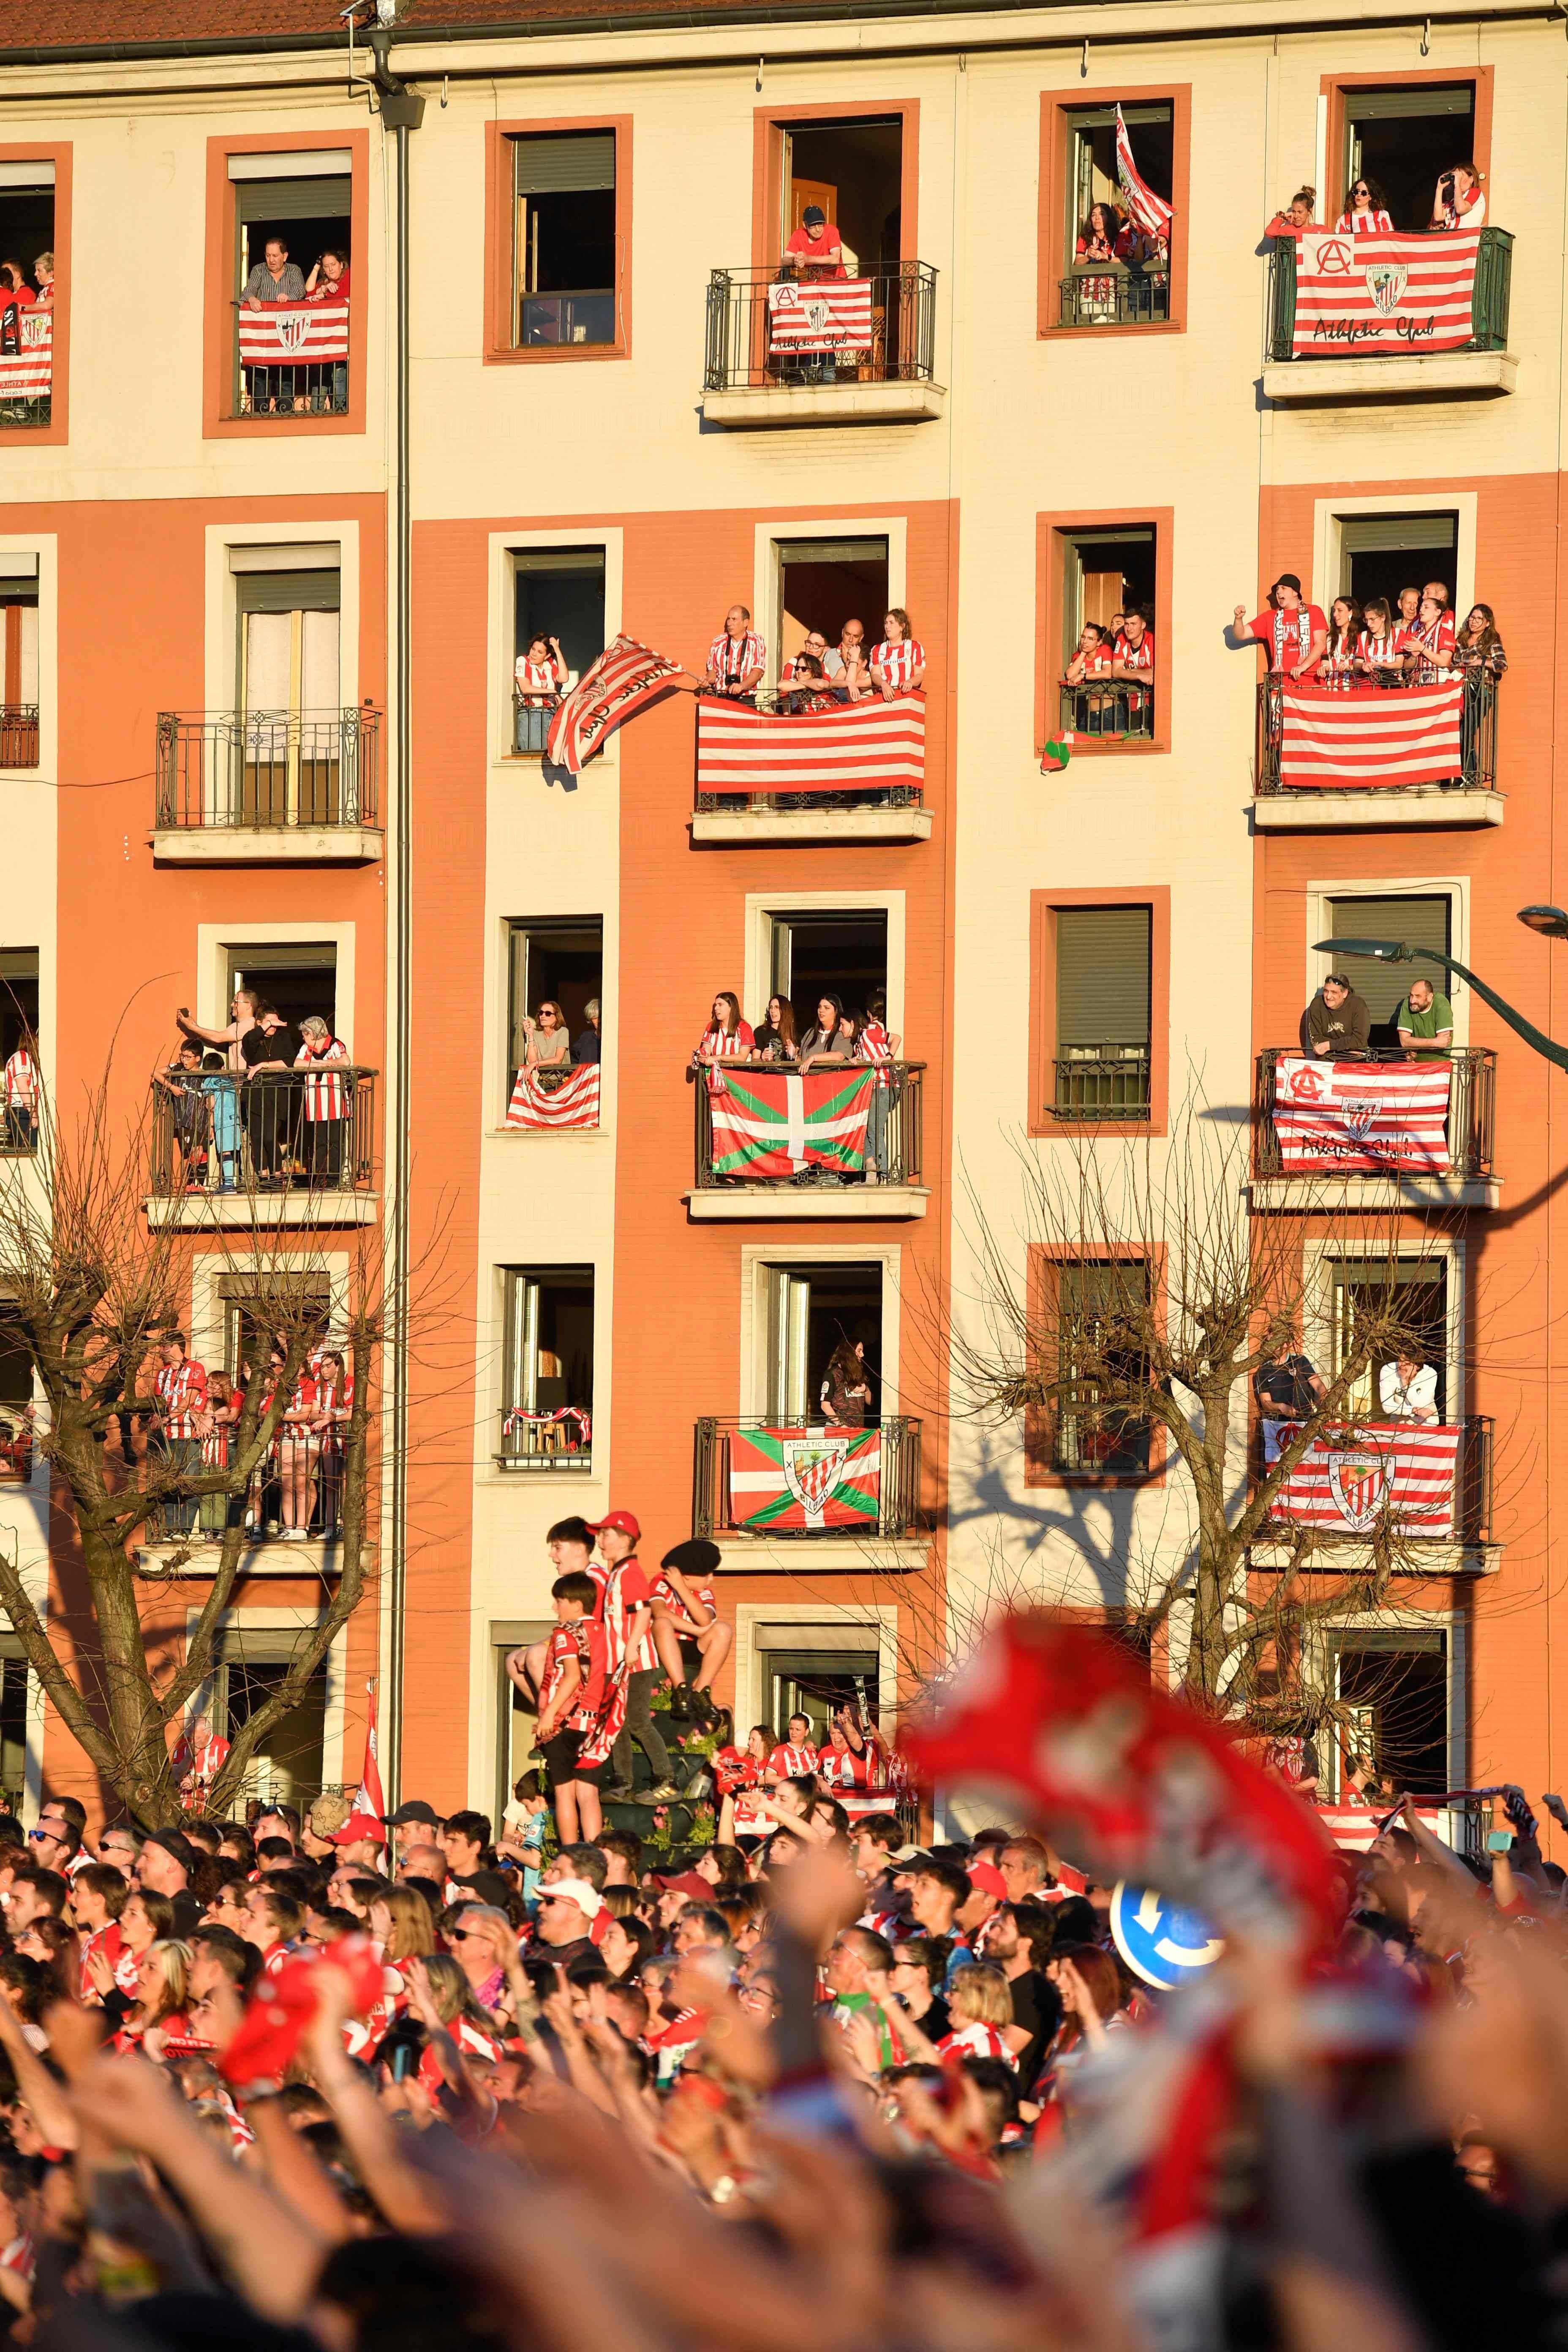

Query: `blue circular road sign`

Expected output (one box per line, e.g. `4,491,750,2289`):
1109,1881,1225,1990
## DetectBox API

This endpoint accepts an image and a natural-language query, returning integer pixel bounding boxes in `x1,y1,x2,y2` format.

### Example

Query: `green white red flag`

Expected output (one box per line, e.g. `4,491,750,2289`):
708,1064,874,1178
728,1424,882,1531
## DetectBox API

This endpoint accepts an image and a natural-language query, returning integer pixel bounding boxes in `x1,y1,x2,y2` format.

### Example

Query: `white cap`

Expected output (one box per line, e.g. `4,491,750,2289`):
541,1876,602,1920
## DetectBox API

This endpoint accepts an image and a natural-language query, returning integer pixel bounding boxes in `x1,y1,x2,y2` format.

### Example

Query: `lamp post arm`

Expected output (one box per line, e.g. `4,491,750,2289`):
1396,947,1568,1076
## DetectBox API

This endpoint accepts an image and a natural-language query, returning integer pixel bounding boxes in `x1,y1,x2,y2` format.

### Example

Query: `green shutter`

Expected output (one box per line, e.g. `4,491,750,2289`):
1339,513,1458,555
1056,907,1152,1049
775,538,890,566
513,133,616,195
237,176,350,223
1346,84,1474,120
235,570,342,615
1329,896,1450,1023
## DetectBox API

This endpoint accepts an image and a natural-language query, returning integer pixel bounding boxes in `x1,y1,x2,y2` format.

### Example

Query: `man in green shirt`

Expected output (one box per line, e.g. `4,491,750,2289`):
1396,977,1454,1059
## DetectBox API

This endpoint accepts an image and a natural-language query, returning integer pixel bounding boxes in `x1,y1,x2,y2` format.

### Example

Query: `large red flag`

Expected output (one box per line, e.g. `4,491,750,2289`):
355,1679,386,1821
545,635,686,772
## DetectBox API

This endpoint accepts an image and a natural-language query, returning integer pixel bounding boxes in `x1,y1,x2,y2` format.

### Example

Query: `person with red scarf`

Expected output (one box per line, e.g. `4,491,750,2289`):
1232,574,1327,678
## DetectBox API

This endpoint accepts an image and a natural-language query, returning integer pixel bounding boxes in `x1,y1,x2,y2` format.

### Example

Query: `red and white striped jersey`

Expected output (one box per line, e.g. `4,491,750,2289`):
295,1034,349,1120
417,2015,503,2097
1113,627,1155,672
938,2020,1015,2069
514,655,563,700
698,1021,754,1062
768,1742,819,1779
650,1572,716,1631
1357,628,1401,670
155,1356,208,1440
1410,612,1457,678
871,638,925,692
539,1617,609,1731
0,2234,34,2285
602,1560,656,1676
171,1726,231,1794
3,1051,36,1108
1334,207,1394,233
314,1372,354,1439
817,1743,870,1790
708,630,765,689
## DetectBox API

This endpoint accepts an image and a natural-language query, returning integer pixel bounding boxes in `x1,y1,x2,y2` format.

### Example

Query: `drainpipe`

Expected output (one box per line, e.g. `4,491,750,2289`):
368,24,423,1805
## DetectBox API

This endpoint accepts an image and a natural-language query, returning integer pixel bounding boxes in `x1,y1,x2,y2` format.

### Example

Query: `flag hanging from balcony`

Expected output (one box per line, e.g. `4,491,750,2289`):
1290,229,1481,357
354,1681,387,1822
1272,1054,1451,1173
1278,679,1465,791
0,308,50,397
545,635,687,773
767,278,874,355
505,1063,601,1131
708,1064,874,1178
237,300,350,365
1115,106,1174,240
728,1424,881,1531
697,695,925,794
1267,1421,1461,1538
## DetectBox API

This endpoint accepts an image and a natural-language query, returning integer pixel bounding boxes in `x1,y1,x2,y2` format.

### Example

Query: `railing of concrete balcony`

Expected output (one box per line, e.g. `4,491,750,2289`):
1054,266,1171,329
155,710,380,833
692,1414,923,1541
1265,226,1512,363
693,687,926,815
0,707,39,769
1261,1415,1494,1548
1049,1047,1153,1123
1255,673,1498,798
1056,681,1156,747
149,1069,378,1200
495,1405,594,1472
1253,1046,1495,1181
704,263,938,393
694,1061,923,1190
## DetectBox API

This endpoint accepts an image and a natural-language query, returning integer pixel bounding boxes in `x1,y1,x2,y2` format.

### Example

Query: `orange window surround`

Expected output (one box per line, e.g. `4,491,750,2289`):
0,144,70,452
1027,885,1171,1142
484,118,633,365
1037,507,1174,760
1037,87,1191,339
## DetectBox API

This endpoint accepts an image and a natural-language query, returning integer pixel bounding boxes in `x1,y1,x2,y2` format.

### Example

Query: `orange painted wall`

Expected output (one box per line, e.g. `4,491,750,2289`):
1252,471,1568,1804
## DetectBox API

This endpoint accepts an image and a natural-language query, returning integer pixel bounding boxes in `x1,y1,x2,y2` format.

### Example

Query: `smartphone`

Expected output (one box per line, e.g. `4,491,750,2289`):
390,2042,413,2082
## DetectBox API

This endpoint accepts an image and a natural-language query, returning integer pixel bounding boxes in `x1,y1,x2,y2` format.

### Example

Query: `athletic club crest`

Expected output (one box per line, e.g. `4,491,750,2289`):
272,310,312,355
1327,1448,1393,1532
801,296,833,337
1365,261,1409,314
1338,1093,1382,1143
782,1435,849,1522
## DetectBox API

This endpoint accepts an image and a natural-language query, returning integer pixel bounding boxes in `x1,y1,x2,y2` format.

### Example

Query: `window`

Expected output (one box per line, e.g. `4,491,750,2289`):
506,918,602,1095
0,161,55,430
767,909,888,1034
1052,1260,1154,1476
0,1646,27,1813
512,132,617,348
1324,894,1451,1050
226,942,338,1038
1339,83,1475,234
764,1263,883,1422
512,552,604,752
764,1649,883,1746
776,538,889,687
211,1633,328,1810
228,151,351,417
1331,1626,1448,1799
1058,103,1172,327
1329,1255,1449,1421
231,548,344,824
1336,512,1457,617
0,557,38,767
1051,906,1152,1119
1056,526,1157,745
779,118,905,277
500,1266,595,1469
219,1273,331,1387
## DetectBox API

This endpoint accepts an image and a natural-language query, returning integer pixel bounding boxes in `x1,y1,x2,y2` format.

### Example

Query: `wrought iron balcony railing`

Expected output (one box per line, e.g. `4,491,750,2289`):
694,1060,923,1189
495,1404,593,1470
1056,680,1156,747
0,706,39,769
1055,266,1171,329
149,1068,378,1200
1255,672,1498,798
1260,1415,1493,1548
1049,1046,1152,1123
692,1414,923,1540
704,262,938,394
1253,1046,1495,1181
156,709,380,833
1266,226,1512,364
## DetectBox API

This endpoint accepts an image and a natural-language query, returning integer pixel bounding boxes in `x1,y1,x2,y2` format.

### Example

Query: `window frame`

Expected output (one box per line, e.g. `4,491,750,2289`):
1024,1244,1168,1490
504,914,604,1113
484,117,633,365
1028,886,1171,1140
749,98,922,274
1321,68,1492,235
1037,86,1190,340
1036,507,1174,760
0,145,70,451
204,131,369,440
498,1262,597,1473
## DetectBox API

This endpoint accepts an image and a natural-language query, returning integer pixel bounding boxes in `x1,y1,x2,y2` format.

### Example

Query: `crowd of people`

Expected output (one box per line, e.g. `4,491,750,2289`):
137,1324,354,1545
1233,570,1506,691
1266,159,1487,237
693,987,904,1183
155,987,357,1196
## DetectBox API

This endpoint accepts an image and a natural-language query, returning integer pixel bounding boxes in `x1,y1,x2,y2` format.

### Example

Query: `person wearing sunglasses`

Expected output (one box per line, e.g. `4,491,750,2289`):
1335,175,1393,233
531,1876,601,1968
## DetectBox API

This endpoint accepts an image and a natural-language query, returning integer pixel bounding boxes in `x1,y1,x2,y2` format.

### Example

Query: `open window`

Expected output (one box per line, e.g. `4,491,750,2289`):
506,917,601,1095
776,537,889,686
1059,102,1172,327
229,151,351,417
768,909,888,1035
1340,83,1475,234
1336,512,1458,618
765,1262,883,1423
0,1645,27,1813
0,557,38,767
0,161,54,430
1038,1257,1155,1479
1328,1256,1450,1421
1050,905,1152,1120
758,1636,884,1748
512,131,618,350
220,1272,331,1388
1330,1626,1449,1800
0,951,38,1159
511,550,604,751
1057,526,1157,745
226,942,338,1039
781,115,904,271
231,548,344,825
494,1618,554,1817
1323,893,1451,1051
500,1266,595,1469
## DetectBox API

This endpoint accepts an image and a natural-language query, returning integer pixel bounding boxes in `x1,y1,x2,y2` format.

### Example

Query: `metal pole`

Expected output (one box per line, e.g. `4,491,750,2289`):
1315,937,1568,1075
387,109,411,1808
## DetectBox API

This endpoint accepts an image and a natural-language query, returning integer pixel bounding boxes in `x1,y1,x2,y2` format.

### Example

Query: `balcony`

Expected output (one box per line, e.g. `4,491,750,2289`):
0,308,51,430
1252,1047,1497,1211
495,1405,593,1473
138,1449,355,1575
691,690,932,845
1054,266,1171,331
152,710,382,863
693,1416,924,1563
1048,1046,1152,1124
1263,227,1515,400
232,301,349,420
1054,681,1156,756
689,1061,926,1220
1249,1415,1497,1576
146,1068,378,1229
701,263,943,427
1253,674,1500,828
0,708,38,770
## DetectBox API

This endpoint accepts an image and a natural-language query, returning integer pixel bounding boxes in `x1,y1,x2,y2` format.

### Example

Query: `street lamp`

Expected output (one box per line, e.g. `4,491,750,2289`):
1312,910,1568,1074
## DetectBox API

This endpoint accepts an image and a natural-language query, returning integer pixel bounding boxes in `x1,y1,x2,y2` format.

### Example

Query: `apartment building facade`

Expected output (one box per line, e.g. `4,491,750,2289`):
0,0,1559,1828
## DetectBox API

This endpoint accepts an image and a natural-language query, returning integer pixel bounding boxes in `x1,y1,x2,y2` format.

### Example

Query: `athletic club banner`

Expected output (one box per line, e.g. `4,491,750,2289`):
237,300,350,365
0,308,50,397
1271,1054,1451,1173
1267,1421,1462,1538
546,635,686,773
728,1423,881,1531
697,694,925,795
505,1063,600,1131
767,278,874,355
1290,229,1482,357
1279,679,1465,791
708,1064,874,1178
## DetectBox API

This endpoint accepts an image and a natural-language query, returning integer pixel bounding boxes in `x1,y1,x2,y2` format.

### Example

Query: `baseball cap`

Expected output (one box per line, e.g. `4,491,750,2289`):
386,1799,440,1829
803,203,826,226
968,1860,1008,1901
654,1869,713,1903
144,1828,196,1875
539,1876,602,1920
661,1538,721,1578
331,1810,387,1848
588,1509,641,1541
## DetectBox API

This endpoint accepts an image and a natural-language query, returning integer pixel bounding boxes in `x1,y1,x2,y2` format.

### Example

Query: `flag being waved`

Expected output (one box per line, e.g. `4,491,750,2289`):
1115,105,1174,240
354,1679,386,1822
545,635,687,773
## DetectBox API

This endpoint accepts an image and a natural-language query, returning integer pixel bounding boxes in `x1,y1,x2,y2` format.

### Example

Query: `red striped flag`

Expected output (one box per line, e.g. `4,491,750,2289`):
1291,229,1480,357
1115,106,1174,240
767,278,873,355
1272,1054,1451,1173
545,634,686,773
505,1063,600,1131
0,308,50,397
1279,679,1464,790
697,694,924,794
709,1064,873,1177
1268,1421,1461,1537
354,1680,386,1822
237,300,350,364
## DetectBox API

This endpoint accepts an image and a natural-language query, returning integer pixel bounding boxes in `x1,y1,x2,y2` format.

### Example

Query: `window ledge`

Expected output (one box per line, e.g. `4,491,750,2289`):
486,1124,606,1141
1253,789,1503,830
709,1535,928,1573
684,1184,928,1222
1263,350,1517,402
700,380,945,428
134,1535,356,1578
1247,1536,1501,1576
690,806,933,847
144,1190,380,1230
150,825,384,865
1250,1173,1500,1213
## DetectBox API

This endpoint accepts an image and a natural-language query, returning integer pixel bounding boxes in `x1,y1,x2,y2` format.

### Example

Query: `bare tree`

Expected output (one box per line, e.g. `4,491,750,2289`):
0,1062,390,1821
